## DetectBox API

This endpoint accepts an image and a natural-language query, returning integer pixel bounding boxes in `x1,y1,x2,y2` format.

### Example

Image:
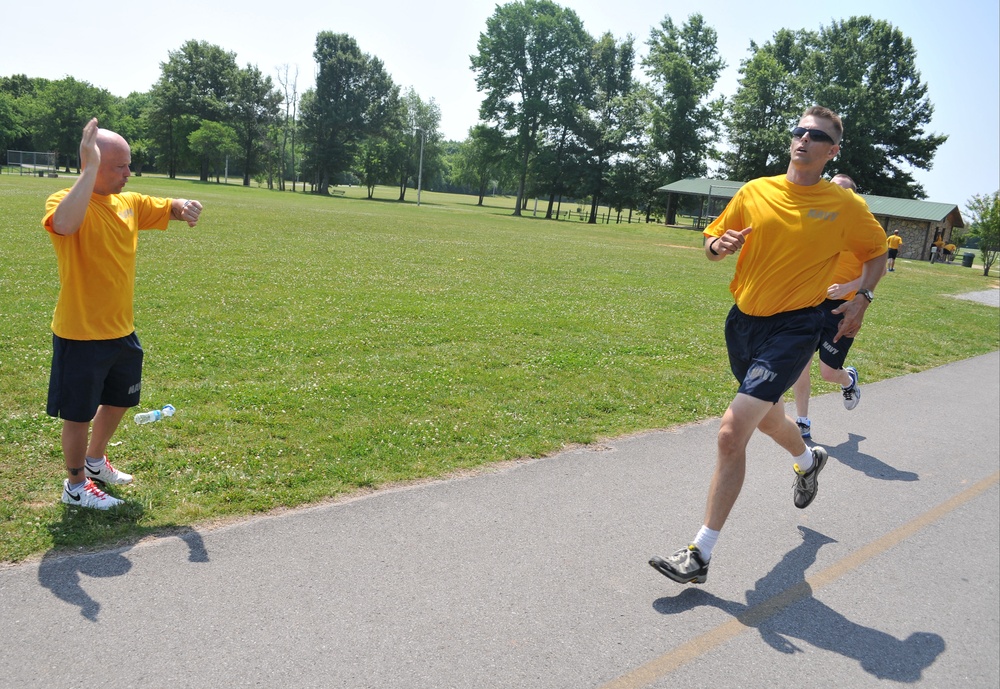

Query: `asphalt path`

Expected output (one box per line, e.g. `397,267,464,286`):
2,352,998,689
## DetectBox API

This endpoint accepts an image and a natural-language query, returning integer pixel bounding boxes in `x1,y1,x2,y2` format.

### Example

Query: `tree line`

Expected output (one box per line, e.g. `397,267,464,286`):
0,1,947,222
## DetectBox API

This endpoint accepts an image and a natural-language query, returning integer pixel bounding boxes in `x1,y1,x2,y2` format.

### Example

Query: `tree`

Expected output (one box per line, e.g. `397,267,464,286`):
29,78,119,171
276,64,300,191
188,120,239,183
578,32,639,223
147,40,239,179
966,191,1000,276
231,64,283,186
471,0,592,216
643,14,726,223
0,91,25,155
451,125,514,205
300,32,399,195
726,18,945,198
721,37,801,181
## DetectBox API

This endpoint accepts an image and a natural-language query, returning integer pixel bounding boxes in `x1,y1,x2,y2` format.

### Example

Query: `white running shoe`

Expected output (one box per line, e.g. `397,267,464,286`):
842,367,861,410
86,456,133,485
62,479,124,510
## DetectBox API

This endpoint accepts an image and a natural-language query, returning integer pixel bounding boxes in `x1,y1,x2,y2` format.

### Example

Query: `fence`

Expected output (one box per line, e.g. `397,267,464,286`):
5,150,57,176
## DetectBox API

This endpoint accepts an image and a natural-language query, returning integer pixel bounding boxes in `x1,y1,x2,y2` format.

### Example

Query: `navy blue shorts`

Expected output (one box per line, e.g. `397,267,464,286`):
47,333,144,422
725,305,823,403
815,299,854,370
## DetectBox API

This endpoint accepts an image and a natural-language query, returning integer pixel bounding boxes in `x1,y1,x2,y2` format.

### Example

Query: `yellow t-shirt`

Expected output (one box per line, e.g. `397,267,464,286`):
705,175,887,317
886,234,903,250
43,190,172,340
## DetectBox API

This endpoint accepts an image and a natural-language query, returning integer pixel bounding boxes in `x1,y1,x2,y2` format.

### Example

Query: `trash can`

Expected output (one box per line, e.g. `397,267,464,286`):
962,252,975,268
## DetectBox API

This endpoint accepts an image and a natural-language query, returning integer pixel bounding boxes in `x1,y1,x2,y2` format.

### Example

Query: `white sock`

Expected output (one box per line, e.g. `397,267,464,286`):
794,447,814,473
85,455,105,468
692,525,720,562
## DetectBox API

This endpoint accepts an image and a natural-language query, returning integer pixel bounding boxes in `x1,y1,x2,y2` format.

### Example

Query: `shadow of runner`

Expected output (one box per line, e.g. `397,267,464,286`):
823,433,919,482
653,526,944,682
38,504,209,622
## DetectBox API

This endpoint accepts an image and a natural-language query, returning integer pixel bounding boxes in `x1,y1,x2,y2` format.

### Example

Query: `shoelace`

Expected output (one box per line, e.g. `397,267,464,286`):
83,480,110,499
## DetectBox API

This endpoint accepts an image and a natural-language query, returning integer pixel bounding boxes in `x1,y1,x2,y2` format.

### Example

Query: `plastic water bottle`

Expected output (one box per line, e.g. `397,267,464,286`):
134,404,176,425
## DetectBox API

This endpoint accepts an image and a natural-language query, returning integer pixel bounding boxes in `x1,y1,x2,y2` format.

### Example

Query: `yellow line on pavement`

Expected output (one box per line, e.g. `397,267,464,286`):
601,471,1000,689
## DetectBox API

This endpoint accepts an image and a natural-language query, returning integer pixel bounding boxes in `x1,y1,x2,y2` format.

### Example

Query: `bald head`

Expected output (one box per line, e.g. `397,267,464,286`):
93,128,132,195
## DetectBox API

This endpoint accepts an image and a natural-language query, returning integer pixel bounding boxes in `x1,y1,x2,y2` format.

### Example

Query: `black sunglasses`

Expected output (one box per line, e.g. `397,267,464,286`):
791,126,837,144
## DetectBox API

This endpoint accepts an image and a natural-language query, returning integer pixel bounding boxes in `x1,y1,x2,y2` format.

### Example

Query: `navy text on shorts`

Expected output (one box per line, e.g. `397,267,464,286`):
47,332,143,422
725,305,823,403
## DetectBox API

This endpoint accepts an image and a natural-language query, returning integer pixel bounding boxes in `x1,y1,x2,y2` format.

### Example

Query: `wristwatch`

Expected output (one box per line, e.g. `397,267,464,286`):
857,288,874,303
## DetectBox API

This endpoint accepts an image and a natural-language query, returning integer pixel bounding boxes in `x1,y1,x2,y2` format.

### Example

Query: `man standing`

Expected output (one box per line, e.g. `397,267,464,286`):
649,106,887,585
43,118,203,509
886,230,903,271
792,174,884,440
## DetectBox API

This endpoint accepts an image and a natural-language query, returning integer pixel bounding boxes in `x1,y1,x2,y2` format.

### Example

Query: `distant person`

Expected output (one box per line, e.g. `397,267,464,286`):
791,173,886,440
943,241,956,263
42,118,203,510
886,230,903,271
930,236,944,264
648,106,887,586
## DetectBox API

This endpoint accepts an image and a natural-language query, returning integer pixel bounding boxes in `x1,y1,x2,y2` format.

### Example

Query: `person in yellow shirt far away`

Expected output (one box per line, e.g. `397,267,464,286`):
886,230,903,271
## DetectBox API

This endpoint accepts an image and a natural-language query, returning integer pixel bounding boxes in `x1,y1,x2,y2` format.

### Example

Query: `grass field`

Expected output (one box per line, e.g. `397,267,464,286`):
2,173,997,563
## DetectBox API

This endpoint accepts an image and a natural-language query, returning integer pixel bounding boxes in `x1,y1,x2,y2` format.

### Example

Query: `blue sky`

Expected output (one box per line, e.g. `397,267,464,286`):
5,0,997,208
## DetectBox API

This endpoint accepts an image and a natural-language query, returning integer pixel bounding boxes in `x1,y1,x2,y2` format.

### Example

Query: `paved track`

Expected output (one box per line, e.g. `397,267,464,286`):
2,352,998,688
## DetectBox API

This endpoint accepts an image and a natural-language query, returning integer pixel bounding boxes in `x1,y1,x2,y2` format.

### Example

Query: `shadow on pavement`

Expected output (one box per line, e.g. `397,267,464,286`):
653,526,944,682
37,505,209,622
822,433,919,482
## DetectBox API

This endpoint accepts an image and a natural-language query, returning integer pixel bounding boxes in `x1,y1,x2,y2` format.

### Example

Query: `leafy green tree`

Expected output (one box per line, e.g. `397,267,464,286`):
354,135,394,198
0,91,25,155
721,37,801,181
578,32,639,223
392,88,441,201
966,191,1000,276
726,18,945,198
30,77,118,171
471,0,592,216
147,40,239,178
451,125,514,205
188,120,240,183
643,13,726,223
800,17,946,198
231,64,283,186
300,32,399,195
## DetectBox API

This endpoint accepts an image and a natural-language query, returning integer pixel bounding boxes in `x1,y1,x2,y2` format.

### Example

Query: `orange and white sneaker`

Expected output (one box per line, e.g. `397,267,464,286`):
62,479,124,510
85,456,133,485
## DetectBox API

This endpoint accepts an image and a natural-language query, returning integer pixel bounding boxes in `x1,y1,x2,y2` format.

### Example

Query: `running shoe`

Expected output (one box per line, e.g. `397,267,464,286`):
796,418,812,439
793,446,829,509
86,456,133,485
649,545,709,584
842,367,861,410
62,479,124,510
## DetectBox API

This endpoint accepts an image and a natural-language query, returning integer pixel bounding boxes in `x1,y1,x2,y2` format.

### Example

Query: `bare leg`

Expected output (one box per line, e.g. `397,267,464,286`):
62,420,90,483
86,405,128,459
792,355,814,419
818,361,852,388
703,393,777,531
756,402,808,457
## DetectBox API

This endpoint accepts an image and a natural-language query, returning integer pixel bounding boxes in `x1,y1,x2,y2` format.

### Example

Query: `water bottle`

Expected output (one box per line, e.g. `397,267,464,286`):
134,404,176,425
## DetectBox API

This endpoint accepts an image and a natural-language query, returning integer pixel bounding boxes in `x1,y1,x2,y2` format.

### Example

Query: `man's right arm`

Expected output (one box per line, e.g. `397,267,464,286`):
50,118,100,236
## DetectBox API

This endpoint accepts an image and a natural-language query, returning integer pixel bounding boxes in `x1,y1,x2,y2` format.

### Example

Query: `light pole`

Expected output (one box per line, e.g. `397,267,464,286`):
414,127,425,206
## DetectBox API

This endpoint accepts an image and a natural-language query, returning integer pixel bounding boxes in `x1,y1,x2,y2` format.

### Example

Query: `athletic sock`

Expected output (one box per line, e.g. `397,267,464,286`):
66,479,86,493
692,525,720,562
85,455,105,469
794,447,814,474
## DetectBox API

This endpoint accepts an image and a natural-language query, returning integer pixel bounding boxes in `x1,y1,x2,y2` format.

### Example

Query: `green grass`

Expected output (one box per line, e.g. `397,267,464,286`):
2,173,997,563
